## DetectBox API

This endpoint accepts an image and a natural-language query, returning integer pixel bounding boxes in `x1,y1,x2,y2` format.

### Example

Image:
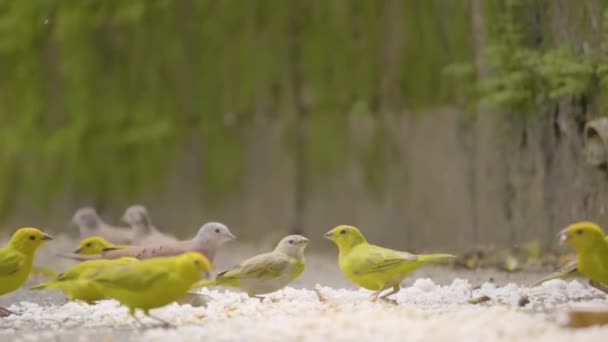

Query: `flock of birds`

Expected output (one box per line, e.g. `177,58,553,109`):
0,204,608,328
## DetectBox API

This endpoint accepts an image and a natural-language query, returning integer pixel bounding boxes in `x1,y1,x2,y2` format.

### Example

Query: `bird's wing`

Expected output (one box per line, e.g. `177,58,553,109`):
218,253,290,280
93,263,168,290
350,244,418,274
126,241,190,259
0,249,24,276
102,246,146,258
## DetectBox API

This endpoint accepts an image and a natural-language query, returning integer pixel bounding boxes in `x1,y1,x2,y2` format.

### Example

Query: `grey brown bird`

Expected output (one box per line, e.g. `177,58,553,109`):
61,222,235,263
73,207,133,245
122,205,176,246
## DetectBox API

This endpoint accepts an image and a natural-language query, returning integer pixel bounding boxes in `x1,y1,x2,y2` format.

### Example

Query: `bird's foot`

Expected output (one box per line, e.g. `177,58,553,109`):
147,314,175,329
381,297,398,305
589,280,608,295
248,294,265,302
369,294,379,302
0,307,14,317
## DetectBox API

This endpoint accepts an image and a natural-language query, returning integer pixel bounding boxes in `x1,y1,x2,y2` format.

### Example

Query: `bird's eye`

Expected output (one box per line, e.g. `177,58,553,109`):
288,240,294,244
86,243,92,247
576,229,583,235
215,229,220,233
194,260,200,265
340,229,346,235
29,235,36,241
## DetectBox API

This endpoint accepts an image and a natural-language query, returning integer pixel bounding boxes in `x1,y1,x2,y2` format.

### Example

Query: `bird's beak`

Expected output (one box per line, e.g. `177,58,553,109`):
299,237,309,245
73,247,82,254
203,270,212,279
228,232,237,240
557,228,569,245
324,231,333,239
42,234,53,241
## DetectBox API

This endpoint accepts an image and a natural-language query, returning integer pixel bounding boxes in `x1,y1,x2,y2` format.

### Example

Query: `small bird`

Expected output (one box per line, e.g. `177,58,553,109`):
91,251,212,327
121,205,176,246
30,257,139,303
61,222,236,263
74,236,129,255
72,207,133,245
324,225,455,302
193,235,308,300
530,233,608,288
559,221,608,289
0,228,52,317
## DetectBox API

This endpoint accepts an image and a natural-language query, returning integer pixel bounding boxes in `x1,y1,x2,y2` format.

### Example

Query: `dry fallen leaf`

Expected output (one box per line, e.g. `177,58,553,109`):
468,296,491,304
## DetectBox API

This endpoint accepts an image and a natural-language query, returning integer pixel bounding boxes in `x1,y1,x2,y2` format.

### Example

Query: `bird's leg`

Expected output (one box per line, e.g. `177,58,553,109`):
145,311,174,329
0,306,14,317
248,292,265,302
589,280,608,295
379,285,400,305
370,283,391,302
370,290,382,302
131,313,148,329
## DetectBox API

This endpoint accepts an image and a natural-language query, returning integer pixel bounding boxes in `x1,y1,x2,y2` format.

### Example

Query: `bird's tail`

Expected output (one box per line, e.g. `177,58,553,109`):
30,281,54,291
417,253,456,264
190,278,217,290
528,260,578,288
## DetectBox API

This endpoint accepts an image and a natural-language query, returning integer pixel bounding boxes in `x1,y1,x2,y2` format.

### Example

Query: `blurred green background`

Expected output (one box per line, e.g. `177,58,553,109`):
2,0,608,252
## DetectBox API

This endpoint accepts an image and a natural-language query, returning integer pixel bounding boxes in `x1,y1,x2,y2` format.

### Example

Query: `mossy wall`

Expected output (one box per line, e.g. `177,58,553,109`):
1,0,607,250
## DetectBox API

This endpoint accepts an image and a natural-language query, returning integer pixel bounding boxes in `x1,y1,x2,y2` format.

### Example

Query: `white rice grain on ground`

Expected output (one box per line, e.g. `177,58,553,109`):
1,279,607,342
1,234,608,341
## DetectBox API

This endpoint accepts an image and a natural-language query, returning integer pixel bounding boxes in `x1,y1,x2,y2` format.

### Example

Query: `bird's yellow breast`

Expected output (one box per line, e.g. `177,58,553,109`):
0,253,32,296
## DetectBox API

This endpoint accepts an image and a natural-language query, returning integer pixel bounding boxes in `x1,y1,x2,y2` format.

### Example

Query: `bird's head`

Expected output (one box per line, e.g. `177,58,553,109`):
179,252,212,280
121,205,152,231
74,236,113,254
324,225,367,250
8,227,52,253
559,221,607,251
194,222,236,246
275,235,309,258
72,207,101,231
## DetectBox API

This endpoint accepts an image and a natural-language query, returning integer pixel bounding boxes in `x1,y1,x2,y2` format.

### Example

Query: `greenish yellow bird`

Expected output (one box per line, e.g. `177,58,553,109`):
30,257,139,303
0,227,52,317
531,232,608,288
91,251,212,326
559,221,608,287
324,225,455,302
74,236,130,255
192,235,308,300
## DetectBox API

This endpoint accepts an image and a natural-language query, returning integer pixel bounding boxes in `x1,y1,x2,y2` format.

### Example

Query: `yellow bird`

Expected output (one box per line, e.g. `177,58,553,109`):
74,236,129,255
30,257,138,303
324,225,454,302
91,252,212,326
560,221,608,288
0,227,52,316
